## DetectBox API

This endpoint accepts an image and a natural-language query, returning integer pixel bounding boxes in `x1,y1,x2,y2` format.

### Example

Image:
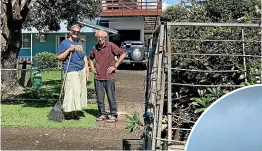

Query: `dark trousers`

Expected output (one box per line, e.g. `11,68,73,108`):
95,79,118,117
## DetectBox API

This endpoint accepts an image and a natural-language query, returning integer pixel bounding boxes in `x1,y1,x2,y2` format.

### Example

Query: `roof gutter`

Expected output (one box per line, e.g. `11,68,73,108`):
78,21,118,34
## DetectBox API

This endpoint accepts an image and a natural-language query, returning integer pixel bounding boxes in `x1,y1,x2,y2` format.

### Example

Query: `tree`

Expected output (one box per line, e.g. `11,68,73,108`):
204,0,261,22
1,0,102,92
160,0,261,142
162,0,261,23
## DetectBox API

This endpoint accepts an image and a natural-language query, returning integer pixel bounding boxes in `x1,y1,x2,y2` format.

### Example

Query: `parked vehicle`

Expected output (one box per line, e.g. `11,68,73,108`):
119,40,148,69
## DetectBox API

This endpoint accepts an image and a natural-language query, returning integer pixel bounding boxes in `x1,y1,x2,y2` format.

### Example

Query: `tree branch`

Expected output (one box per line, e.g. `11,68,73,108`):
28,0,37,9
11,0,16,7
20,0,27,10
12,0,23,21
20,4,29,22
6,0,14,23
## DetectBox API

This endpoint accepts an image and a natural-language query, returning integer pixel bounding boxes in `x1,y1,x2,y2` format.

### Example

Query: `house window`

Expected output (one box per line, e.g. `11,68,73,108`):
22,33,31,48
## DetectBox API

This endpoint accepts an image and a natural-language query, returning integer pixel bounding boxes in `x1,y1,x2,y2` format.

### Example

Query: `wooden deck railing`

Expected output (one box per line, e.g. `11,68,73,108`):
101,1,162,16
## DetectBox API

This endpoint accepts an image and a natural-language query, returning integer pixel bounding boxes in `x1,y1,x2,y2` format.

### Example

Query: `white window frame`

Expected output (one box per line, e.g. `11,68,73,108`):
22,33,31,48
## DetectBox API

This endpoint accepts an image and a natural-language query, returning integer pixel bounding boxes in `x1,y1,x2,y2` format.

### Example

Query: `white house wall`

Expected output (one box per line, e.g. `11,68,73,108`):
107,17,144,42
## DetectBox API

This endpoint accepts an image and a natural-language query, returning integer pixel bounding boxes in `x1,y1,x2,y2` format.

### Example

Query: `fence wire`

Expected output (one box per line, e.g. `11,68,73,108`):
1,60,144,116
1,60,97,103
145,22,262,150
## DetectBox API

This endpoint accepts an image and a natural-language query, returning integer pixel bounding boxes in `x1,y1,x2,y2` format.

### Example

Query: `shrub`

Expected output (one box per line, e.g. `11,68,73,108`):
35,51,57,69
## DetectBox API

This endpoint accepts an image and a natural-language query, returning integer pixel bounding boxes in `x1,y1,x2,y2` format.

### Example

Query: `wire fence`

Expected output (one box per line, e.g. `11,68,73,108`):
145,22,262,150
1,60,97,103
1,59,145,117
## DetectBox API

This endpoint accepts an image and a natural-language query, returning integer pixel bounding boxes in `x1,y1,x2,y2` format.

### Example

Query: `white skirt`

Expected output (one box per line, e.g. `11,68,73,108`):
62,67,87,112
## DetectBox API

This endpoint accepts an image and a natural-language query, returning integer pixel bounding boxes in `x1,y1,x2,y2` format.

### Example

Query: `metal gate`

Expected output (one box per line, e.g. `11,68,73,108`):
145,22,261,150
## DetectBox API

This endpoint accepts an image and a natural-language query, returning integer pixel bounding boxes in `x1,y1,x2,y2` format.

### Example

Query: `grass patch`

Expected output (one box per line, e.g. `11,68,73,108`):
41,70,95,87
2,71,99,128
41,70,95,88
1,103,98,128
4,70,96,100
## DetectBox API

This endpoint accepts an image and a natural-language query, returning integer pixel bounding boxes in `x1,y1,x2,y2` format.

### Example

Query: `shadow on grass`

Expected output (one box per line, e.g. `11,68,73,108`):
87,81,93,85
42,79,62,87
75,110,98,118
1,100,58,108
82,108,99,117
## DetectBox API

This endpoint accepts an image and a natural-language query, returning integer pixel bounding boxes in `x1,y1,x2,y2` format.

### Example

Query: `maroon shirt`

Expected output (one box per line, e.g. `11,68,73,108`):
89,41,124,80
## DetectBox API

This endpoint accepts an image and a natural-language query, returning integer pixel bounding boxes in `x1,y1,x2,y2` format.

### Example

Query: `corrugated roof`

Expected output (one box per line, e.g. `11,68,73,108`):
22,19,103,33
78,21,118,34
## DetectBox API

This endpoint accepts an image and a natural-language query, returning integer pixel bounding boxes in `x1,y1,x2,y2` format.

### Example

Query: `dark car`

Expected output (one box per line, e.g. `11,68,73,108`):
119,40,148,68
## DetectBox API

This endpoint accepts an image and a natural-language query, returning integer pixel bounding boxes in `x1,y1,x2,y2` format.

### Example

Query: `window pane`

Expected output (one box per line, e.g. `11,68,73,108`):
22,34,31,48
23,42,31,47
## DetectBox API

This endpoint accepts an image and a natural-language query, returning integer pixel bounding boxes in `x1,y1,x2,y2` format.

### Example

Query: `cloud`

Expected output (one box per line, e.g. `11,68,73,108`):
162,2,171,11
141,0,171,11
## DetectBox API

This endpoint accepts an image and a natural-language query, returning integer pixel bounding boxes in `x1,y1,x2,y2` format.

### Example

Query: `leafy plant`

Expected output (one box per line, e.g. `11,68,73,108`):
126,111,144,133
35,52,57,69
191,87,229,113
239,61,261,86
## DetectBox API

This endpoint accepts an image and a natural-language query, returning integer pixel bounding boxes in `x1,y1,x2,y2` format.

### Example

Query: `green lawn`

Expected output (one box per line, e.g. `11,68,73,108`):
1,70,98,128
1,104,98,128
15,70,95,100
42,70,95,88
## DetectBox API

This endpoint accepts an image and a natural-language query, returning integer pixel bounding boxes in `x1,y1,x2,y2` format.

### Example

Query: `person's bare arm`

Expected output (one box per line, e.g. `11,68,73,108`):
107,43,126,74
89,59,96,73
84,56,90,80
57,45,74,61
111,43,126,68
89,48,96,73
115,53,126,68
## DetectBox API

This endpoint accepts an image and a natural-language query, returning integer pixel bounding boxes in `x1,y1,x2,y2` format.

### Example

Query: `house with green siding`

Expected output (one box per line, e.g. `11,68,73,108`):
19,20,117,65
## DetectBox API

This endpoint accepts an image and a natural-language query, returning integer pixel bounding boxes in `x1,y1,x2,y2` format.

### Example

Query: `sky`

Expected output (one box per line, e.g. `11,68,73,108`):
163,0,181,5
162,0,180,10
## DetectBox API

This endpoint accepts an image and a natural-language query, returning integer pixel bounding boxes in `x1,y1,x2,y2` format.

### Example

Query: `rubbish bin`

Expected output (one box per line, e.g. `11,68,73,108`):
18,60,32,87
33,71,42,89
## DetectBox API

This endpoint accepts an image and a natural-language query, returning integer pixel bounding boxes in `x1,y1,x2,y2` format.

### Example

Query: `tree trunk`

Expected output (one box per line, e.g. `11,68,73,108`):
1,27,23,93
1,1,24,93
